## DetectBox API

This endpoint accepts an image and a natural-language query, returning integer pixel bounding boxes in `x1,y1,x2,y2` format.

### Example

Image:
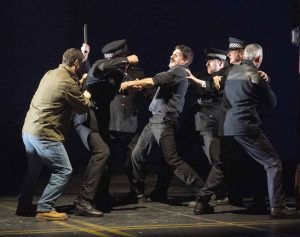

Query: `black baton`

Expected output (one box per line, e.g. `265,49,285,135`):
84,24,88,44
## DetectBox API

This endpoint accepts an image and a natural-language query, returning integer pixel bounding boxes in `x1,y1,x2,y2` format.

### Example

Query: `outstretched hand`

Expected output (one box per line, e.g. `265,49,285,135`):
185,68,196,80
258,71,269,81
212,76,222,90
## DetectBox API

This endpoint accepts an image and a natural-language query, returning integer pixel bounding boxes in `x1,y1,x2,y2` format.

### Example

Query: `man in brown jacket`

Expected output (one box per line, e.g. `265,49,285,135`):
16,48,91,221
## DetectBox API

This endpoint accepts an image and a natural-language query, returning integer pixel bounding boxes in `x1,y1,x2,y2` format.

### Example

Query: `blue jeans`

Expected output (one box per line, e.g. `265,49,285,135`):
18,133,72,212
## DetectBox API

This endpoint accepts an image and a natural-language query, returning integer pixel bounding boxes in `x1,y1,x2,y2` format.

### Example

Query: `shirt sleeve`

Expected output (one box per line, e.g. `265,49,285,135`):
64,80,91,114
153,66,187,87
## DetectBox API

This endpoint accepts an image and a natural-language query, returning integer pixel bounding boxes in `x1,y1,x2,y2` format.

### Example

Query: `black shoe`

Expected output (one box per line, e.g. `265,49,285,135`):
15,204,36,217
270,207,300,219
194,198,214,215
147,190,169,203
75,202,103,217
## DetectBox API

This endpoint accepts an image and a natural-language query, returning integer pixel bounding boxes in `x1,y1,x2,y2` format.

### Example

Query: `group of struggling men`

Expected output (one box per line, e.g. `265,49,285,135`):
16,37,300,221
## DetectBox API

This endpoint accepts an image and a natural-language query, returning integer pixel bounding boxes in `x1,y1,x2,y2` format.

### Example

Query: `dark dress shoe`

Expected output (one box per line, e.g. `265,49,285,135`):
270,207,300,219
75,202,103,217
194,198,214,215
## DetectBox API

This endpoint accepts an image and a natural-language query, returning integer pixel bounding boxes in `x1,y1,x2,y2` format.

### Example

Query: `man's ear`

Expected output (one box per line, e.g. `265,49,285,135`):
74,59,80,66
183,59,189,66
254,56,261,64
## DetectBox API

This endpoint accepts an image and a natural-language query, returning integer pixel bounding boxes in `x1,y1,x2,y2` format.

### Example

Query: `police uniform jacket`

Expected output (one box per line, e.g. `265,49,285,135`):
109,65,145,133
74,56,130,149
86,57,129,109
194,68,227,134
219,60,277,136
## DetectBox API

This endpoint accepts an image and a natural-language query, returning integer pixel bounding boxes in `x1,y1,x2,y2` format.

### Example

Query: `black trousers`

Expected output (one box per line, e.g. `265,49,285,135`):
78,132,110,203
132,115,203,194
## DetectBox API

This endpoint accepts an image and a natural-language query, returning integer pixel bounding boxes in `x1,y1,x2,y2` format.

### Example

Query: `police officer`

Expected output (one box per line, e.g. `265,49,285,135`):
219,44,298,219
186,48,229,206
228,37,268,211
227,37,247,65
74,40,139,216
108,42,149,202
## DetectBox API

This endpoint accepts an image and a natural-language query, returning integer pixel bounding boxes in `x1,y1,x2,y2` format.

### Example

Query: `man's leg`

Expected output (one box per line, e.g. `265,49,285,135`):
193,136,234,215
32,138,72,221
221,137,245,207
76,132,109,216
16,133,44,216
193,159,225,214
234,134,299,218
159,121,204,189
201,133,229,205
131,124,156,198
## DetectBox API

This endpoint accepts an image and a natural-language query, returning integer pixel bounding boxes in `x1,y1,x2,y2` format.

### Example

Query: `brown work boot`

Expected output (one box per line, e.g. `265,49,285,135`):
35,211,68,222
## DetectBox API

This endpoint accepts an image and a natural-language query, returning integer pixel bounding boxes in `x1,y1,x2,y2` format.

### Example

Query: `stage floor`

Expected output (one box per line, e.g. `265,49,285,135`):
1,166,299,237
1,194,300,237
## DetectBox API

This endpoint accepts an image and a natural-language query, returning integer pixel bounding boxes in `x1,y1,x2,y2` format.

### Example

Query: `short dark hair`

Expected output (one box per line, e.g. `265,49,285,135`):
176,45,194,66
62,48,84,66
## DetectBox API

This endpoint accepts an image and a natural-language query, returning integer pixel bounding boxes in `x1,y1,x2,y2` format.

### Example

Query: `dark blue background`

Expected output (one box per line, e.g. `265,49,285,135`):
1,0,299,192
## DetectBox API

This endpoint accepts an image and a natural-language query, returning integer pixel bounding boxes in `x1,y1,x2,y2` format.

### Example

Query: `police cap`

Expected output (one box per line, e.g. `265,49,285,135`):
101,39,128,58
205,48,227,61
228,37,247,50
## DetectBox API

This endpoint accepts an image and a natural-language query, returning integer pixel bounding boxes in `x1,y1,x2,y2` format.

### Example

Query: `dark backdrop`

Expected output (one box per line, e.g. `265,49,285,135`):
0,0,299,193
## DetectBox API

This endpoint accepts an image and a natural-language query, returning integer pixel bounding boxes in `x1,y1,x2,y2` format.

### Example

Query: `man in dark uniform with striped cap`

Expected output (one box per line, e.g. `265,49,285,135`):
227,37,247,65
186,48,229,210
74,39,140,216
227,37,268,211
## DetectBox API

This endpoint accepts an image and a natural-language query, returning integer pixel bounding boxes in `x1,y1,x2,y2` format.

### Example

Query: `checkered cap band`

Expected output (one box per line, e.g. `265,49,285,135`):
207,53,226,60
229,43,244,49
104,46,127,58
